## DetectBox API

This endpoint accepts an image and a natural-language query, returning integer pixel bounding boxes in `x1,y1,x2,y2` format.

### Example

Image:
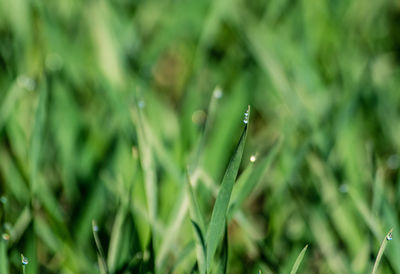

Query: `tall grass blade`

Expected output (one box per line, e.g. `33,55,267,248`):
205,106,249,271
92,220,108,274
372,228,393,274
134,98,157,227
218,222,228,274
191,220,207,274
290,245,308,274
107,207,126,273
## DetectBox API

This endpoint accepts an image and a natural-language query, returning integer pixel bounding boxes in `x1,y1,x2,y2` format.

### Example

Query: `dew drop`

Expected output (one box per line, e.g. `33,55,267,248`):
250,155,257,162
243,107,250,124
213,87,223,99
387,232,393,241
92,220,99,232
21,254,29,265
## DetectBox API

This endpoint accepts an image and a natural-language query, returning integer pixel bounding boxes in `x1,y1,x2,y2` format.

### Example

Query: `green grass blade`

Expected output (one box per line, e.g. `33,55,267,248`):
107,207,126,273
228,138,282,218
218,222,228,274
372,228,393,274
92,220,108,274
134,99,157,226
290,244,308,274
205,106,250,272
191,220,207,274
186,170,205,233
0,236,9,274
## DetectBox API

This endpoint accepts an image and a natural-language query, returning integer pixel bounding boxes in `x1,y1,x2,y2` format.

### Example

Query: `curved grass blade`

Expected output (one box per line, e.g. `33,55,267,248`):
228,138,282,218
186,170,205,232
290,244,308,274
156,88,223,270
191,220,207,274
372,228,393,274
92,220,108,274
107,207,126,273
206,106,250,272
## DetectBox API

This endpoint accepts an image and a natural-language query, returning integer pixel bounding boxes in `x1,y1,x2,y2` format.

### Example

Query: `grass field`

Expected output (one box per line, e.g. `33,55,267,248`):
1,0,400,273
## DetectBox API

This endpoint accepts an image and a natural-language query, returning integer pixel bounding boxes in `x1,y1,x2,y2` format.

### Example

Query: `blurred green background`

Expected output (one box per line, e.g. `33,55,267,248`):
1,0,400,273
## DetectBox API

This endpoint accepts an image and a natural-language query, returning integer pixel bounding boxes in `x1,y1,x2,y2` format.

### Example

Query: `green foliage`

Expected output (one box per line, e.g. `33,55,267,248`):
0,0,400,273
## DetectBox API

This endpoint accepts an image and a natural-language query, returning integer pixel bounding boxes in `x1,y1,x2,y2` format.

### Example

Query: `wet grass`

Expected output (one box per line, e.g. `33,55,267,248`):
1,0,400,273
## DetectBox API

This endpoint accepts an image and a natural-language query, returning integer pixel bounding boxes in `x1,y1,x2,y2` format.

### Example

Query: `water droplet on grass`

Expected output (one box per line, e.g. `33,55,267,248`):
213,87,223,99
92,220,99,232
21,254,29,265
387,232,393,241
243,107,250,124
250,155,257,162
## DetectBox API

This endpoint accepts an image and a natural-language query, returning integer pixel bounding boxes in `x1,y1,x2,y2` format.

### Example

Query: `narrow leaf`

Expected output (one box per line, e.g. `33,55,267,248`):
92,220,108,274
186,171,205,232
107,207,127,273
372,228,393,274
290,245,308,274
191,220,207,274
218,222,228,274
206,106,250,271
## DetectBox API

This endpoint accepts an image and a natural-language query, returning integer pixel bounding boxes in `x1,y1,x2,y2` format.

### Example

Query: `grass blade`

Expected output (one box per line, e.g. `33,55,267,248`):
290,244,308,274
205,106,250,271
191,220,207,274
372,228,393,274
92,220,108,274
134,98,157,226
107,207,126,273
218,222,228,274
0,236,9,274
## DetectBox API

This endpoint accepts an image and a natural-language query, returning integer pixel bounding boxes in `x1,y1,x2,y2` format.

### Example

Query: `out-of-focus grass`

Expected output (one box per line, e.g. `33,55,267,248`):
1,0,400,273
